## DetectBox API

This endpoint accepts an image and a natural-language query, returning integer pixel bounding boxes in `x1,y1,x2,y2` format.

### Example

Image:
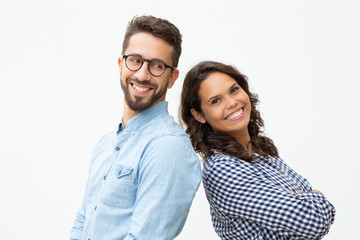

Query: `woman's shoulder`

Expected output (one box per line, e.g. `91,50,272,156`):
205,152,242,165
203,153,255,176
205,152,258,166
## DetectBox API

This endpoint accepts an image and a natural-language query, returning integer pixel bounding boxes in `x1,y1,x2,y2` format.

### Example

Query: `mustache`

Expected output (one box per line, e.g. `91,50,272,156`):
126,77,157,89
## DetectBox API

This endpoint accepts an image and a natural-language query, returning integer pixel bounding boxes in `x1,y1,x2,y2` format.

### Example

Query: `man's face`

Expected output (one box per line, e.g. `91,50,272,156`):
118,32,179,112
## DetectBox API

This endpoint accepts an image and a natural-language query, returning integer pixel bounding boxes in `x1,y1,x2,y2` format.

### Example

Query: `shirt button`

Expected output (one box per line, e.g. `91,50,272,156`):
103,175,107,180
278,169,282,172
118,170,122,175
299,194,302,198
298,186,302,190
116,147,120,151
95,206,97,210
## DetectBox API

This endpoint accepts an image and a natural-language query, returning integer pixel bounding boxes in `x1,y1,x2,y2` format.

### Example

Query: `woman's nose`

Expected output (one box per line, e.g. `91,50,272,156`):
225,97,237,109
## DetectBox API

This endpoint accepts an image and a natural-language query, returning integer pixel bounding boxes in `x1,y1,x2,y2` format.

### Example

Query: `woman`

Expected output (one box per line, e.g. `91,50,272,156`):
180,61,335,239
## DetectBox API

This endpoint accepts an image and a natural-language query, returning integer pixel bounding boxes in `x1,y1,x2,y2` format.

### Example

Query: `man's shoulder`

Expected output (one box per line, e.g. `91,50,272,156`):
94,128,118,146
145,112,187,138
142,115,196,156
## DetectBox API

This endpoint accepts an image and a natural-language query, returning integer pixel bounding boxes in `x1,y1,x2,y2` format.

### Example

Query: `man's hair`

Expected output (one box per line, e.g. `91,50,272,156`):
122,15,182,68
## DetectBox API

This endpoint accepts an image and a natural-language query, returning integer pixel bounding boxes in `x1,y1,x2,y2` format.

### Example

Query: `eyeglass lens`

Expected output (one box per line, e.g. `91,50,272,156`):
126,55,166,76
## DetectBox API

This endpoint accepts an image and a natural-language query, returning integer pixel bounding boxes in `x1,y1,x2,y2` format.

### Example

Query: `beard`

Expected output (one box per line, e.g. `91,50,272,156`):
121,77,168,112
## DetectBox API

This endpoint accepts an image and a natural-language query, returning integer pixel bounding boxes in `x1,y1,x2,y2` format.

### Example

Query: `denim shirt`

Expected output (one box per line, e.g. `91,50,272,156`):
70,101,201,240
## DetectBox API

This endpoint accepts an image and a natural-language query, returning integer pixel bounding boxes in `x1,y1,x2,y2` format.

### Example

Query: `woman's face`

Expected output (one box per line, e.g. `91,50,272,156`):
191,72,251,140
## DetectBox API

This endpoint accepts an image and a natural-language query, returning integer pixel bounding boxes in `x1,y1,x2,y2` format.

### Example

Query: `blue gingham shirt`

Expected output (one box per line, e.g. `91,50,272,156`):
202,153,335,240
70,101,201,240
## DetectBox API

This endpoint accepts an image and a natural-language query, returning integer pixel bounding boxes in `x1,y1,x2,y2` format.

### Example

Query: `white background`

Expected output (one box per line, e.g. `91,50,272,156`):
0,0,359,239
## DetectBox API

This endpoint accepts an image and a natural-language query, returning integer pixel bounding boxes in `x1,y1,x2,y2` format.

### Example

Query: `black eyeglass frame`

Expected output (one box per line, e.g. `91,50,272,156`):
122,54,176,77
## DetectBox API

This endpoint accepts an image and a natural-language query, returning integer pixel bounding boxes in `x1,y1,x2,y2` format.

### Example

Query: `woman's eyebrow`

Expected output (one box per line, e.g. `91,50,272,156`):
207,94,220,103
207,83,238,103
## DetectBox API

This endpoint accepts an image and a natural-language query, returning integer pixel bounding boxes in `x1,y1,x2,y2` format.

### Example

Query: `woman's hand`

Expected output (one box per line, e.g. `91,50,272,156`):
285,188,325,196
311,190,325,196
285,189,295,194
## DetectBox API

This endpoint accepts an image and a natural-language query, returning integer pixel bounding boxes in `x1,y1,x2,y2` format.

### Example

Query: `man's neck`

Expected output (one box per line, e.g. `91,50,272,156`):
122,103,140,128
122,98,166,127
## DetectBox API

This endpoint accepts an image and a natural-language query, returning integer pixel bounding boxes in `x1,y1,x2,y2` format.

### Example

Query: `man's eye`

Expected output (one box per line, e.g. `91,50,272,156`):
152,62,165,70
130,58,141,63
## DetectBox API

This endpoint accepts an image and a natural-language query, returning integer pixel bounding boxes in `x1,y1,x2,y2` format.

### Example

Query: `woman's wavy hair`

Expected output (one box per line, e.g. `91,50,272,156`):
180,61,278,163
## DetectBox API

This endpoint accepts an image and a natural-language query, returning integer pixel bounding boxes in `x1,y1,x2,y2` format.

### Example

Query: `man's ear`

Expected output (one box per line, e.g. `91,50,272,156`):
167,69,179,89
190,108,206,124
118,57,123,73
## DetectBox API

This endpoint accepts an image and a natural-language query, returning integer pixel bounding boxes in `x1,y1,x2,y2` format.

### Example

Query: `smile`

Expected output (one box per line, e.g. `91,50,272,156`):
131,83,153,93
225,108,244,120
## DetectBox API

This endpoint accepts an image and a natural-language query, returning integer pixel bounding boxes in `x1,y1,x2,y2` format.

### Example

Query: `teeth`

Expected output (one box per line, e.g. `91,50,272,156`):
227,108,243,120
133,83,150,92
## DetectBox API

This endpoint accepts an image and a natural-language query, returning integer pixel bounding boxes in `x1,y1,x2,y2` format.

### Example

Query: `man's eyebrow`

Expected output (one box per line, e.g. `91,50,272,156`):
126,53,166,62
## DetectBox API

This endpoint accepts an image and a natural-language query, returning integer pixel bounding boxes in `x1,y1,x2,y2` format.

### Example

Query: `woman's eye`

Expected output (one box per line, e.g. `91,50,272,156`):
231,87,239,93
211,98,220,104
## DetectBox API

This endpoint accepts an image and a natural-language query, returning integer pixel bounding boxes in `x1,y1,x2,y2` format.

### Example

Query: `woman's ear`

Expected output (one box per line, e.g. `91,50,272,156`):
190,108,206,124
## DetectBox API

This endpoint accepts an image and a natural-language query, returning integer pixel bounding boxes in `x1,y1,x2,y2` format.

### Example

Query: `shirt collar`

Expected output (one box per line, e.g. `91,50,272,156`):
117,101,169,133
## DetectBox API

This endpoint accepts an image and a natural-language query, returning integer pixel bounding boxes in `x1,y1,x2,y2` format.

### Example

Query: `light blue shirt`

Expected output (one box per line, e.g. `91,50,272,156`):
70,101,201,240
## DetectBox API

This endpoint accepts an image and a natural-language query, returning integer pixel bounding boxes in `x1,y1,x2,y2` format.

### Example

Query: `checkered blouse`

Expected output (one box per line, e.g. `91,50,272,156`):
202,153,335,240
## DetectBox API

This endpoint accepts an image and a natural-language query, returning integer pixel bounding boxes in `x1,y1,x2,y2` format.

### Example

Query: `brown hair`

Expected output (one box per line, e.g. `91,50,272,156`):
122,15,182,68
180,61,278,163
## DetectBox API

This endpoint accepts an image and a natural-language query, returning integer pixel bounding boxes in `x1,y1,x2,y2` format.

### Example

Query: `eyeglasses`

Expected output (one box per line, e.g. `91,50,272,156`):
123,54,175,77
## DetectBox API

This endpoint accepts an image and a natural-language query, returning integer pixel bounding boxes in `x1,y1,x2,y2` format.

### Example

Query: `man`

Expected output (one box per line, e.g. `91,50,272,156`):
70,15,201,240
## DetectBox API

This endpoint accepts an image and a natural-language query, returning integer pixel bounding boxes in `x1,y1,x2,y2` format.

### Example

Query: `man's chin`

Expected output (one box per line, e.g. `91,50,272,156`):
123,86,165,112
126,98,153,112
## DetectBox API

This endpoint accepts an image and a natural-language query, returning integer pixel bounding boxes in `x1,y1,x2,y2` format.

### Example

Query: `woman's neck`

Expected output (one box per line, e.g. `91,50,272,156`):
231,130,252,152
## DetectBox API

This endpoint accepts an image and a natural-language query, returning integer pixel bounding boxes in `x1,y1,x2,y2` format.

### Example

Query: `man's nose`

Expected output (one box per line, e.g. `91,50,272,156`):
134,61,151,80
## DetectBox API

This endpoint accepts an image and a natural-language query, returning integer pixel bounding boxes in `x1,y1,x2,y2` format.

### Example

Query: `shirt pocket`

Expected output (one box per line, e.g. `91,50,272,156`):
101,165,136,208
